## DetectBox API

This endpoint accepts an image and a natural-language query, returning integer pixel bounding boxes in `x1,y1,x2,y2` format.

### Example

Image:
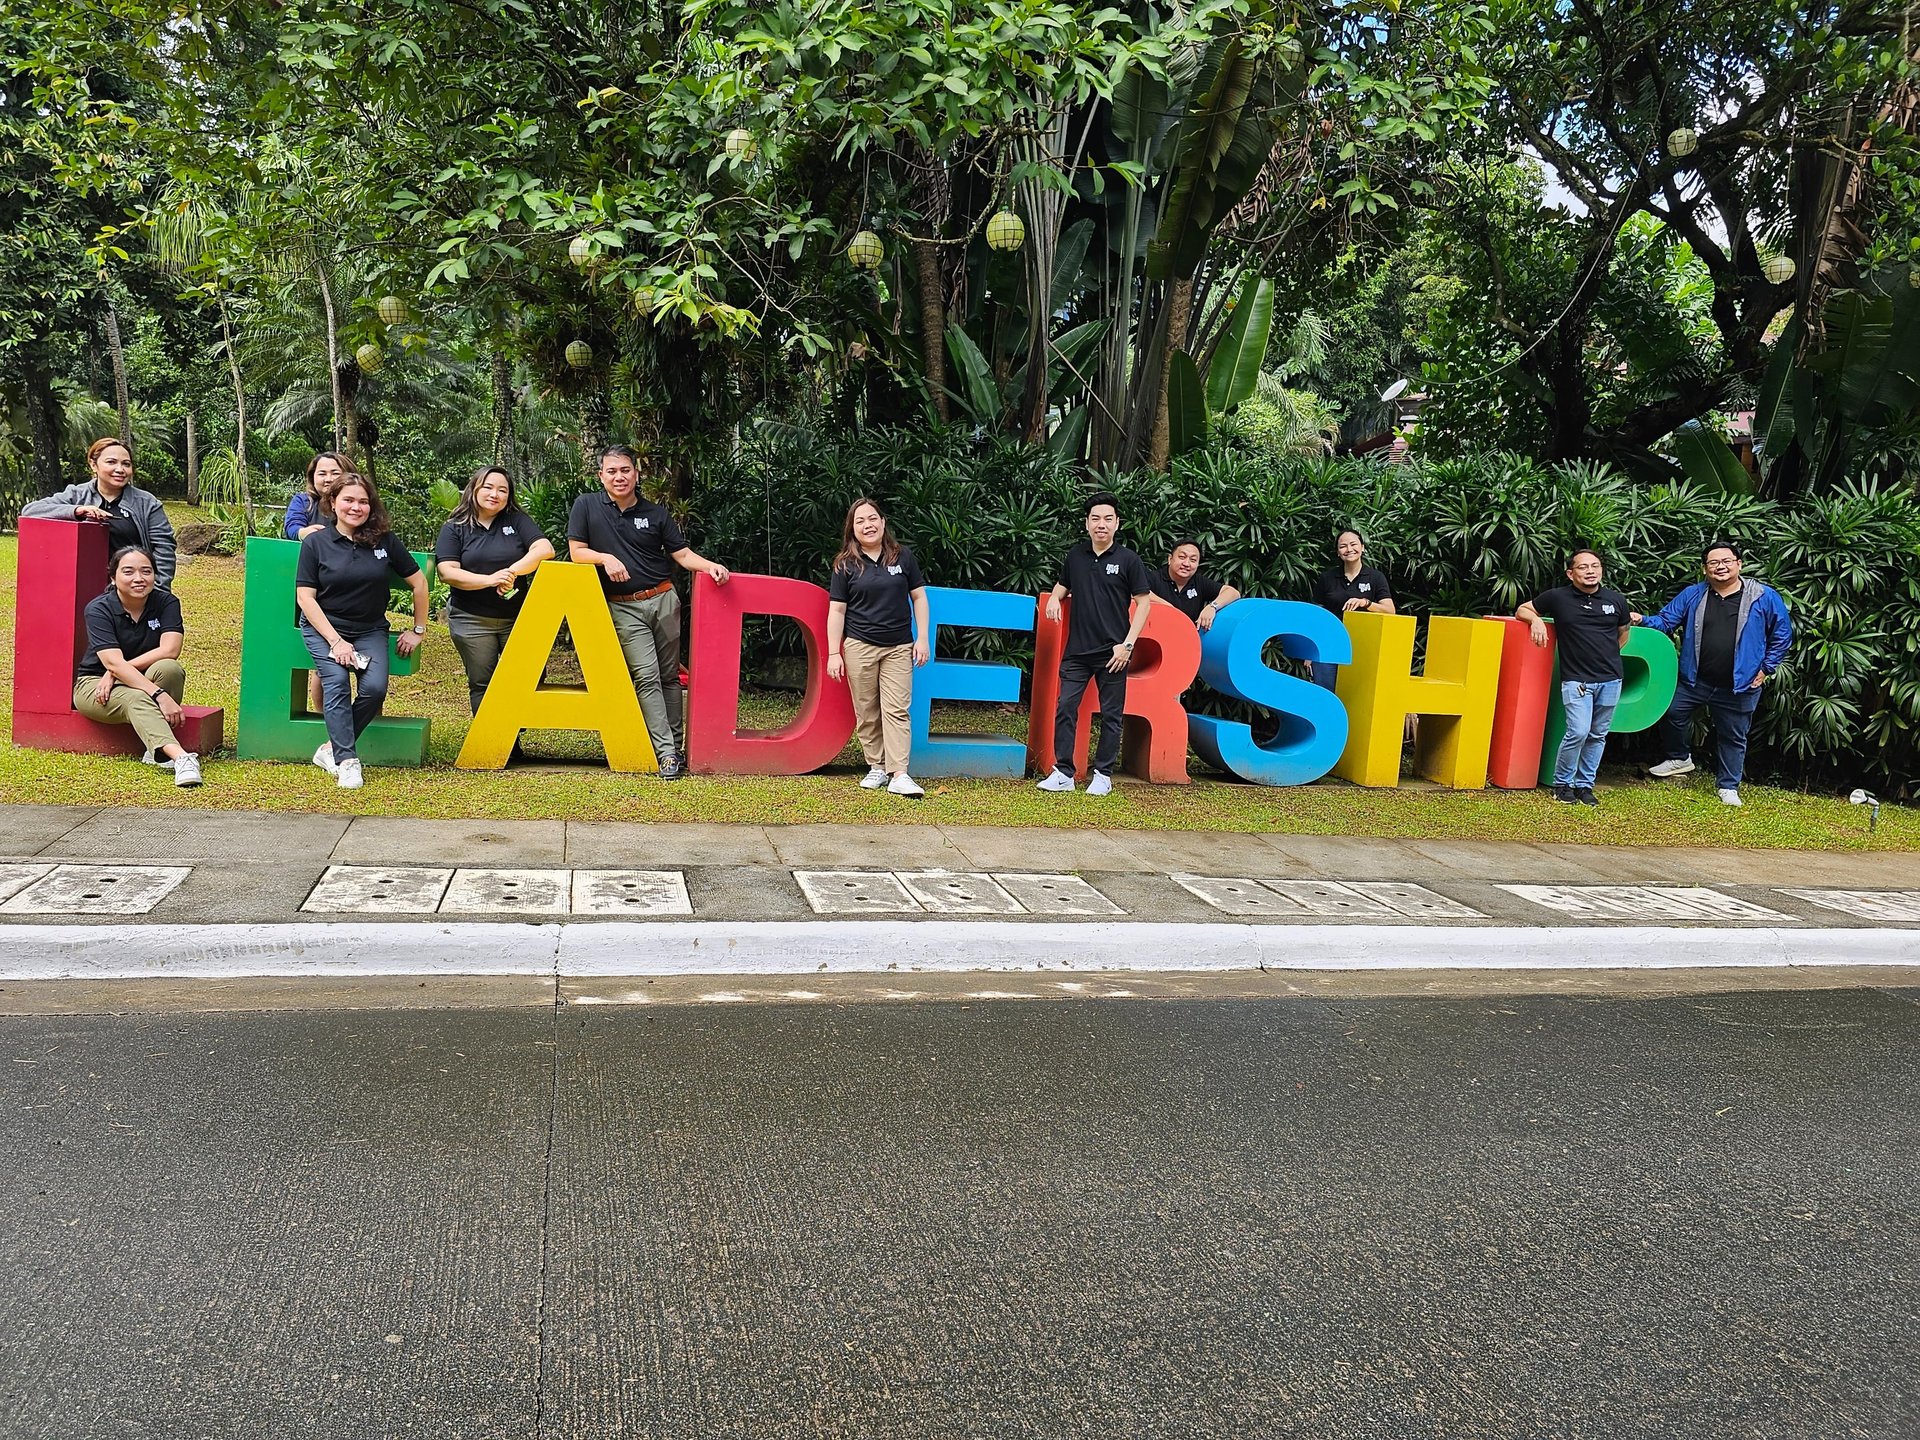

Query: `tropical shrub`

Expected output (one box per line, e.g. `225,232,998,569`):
689,426,1920,795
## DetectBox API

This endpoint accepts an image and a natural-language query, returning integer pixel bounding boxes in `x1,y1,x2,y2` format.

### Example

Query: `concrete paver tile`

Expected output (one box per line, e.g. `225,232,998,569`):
1105,829,1311,877
51,807,349,862
0,864,190,916
335,818,567,865
0,805,101,857
567,822,780,867
937,825,1140,873
767,824,964,868
1260,835,1471,881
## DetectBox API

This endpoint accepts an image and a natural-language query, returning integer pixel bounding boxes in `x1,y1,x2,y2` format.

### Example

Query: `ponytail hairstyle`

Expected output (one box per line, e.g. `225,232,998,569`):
832,496,902,575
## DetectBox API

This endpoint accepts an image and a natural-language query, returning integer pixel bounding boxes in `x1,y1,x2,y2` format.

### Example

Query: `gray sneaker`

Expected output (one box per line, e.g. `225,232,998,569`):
140,749,176,771
1647,757,1695,779
172,753,203,788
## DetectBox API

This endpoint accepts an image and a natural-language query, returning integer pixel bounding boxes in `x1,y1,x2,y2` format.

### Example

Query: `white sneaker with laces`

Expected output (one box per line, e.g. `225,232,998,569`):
1085,772,1113,797
172,753,203,787
860,765,890,789
1717,787,1741,806
1036,769,1075,793
1647,758,1696,778
140,748,176,770
887,772,925,798
336,758,364,790
312,742,338,776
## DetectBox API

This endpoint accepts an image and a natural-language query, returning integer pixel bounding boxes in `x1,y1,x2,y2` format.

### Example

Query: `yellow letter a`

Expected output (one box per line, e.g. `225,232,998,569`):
455,562,659,772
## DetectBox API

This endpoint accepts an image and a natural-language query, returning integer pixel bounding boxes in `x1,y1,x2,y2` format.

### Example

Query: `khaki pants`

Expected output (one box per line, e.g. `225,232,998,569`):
73,658,187,754
608,589,683,761
843,637,913,774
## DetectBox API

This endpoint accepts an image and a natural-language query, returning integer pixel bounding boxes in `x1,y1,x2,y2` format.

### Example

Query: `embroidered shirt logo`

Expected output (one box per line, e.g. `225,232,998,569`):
374,548,388,559
1185,588,1198,599
1601,603,1616,615
887,564,903,576
503,526,515,535
1105,563,1120,575
147,618,161,629
1358,582,1372,592
634,517,649,529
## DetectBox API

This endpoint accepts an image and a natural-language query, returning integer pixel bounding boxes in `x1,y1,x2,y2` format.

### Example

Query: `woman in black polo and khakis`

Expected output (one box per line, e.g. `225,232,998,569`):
434,465,554,714
825,497,930,797
75,544,204,787
296,474,429,791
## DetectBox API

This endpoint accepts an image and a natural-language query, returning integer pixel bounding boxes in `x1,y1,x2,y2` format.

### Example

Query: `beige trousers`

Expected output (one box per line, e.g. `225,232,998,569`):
842,638,913,774
73,658,187,754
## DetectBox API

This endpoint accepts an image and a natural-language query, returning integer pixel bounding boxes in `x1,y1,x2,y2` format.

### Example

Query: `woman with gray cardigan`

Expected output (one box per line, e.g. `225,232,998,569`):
22,438,178,588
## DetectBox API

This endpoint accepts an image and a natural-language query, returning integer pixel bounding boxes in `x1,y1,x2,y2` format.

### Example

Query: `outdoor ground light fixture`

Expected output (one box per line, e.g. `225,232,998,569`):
1848,789,1880,832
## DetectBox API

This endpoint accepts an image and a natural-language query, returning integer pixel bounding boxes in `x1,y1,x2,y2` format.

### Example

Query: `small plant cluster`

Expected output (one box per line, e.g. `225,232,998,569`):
691,426,1920,797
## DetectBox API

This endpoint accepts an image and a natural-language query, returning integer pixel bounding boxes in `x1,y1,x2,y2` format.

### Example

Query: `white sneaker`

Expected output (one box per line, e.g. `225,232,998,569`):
1036,769,1075,793
336,758,364,790
1085,772,1113,797
312,742,338,776
860,765,890,789
1648,758,1695,779
140,748,176,770
1718,787,1742,806
887,772,925,798
172,753,202,788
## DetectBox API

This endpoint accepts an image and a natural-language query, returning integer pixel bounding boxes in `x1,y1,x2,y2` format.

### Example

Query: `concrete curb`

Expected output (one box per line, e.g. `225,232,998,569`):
0,921,1913,981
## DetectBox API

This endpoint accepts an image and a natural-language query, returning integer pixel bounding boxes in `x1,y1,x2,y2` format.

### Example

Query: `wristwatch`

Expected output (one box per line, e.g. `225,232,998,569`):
411,624,427,635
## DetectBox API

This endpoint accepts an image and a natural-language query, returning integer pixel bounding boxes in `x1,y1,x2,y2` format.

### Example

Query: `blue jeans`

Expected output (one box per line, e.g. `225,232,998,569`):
1310,661,1340,691
1555,678,1621,789
300,622,390,763
1660,677,1762,788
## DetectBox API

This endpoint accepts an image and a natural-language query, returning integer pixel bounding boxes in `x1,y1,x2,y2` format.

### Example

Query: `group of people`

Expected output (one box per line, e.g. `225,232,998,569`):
29,438,1793,805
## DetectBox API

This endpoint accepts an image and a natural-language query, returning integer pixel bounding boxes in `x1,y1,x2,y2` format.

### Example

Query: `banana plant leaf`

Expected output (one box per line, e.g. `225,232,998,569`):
1167,350,1207,458
1204,274,1274,417
1669,420,1755,495
1047,404,1090,460
944,323,1003,428
1752,318,1800,462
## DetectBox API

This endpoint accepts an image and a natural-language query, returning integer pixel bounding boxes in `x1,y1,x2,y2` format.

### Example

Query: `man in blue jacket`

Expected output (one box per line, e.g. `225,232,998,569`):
1637,541,1793,807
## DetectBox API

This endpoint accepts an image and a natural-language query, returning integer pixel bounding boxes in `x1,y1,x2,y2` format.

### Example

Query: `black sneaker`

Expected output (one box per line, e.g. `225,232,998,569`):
1576,787,1599,807
1553,784,1580,803
658,756,685,781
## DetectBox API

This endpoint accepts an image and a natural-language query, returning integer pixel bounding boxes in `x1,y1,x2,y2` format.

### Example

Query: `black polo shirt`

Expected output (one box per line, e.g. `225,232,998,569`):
1698,587,1740,688
567,492,686,594
1057,539,1152,656
434,510,549,619
98,498,143,555
1532,584,1632,685
1149,567,1223,622
1315,564,1392,614
830,545,927,646
78,587,183,678
296,527,422,637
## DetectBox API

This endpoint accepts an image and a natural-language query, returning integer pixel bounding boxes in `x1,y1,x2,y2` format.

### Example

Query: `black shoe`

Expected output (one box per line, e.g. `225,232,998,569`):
1553,784,1580,803
658,756,685,781
1576,787,1599,807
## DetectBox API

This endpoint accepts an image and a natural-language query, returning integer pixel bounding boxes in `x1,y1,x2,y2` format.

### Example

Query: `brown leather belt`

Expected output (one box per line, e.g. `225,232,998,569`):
609,580,674,603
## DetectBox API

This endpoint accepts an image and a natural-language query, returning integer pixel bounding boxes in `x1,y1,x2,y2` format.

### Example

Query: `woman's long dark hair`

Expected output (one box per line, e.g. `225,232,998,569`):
448,465,527,529
333,473,394,545
832,497,901,574
303,450,351,518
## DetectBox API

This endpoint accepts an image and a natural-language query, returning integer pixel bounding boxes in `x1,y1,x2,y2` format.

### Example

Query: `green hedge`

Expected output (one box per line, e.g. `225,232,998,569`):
688,426,1920,796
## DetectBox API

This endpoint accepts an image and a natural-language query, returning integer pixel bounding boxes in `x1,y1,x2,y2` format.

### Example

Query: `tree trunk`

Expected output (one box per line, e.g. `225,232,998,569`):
23,361,63,496
491,348,519,471
579,380,610,475
339,363,360,462
316,264,345,452
1148,277,1195,471
185,410,200,503
916,241,950,423
217,295,255,532
104,301,132,455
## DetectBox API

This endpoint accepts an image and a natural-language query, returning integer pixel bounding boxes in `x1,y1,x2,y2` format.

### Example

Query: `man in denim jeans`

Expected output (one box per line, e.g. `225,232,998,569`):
1637,541,1793,807
1517,549,1634,806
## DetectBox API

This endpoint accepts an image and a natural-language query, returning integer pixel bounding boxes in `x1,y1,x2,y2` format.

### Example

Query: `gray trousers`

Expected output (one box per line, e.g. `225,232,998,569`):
609,589,684,761
448,610,516,714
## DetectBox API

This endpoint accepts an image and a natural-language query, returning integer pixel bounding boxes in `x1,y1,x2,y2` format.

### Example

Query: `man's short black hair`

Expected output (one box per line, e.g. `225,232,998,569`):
1566,546,1602,568
1703,540,1742,562
598,444,640,469
1170,537,1202,554
1084,490,1119,517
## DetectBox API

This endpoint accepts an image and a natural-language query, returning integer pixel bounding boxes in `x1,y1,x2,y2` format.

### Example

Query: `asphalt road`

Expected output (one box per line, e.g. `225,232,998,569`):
3,986,1917,1439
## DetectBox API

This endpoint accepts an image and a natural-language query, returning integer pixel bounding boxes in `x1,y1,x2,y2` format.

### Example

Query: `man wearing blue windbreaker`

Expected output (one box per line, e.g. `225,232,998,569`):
1637,541,1793,807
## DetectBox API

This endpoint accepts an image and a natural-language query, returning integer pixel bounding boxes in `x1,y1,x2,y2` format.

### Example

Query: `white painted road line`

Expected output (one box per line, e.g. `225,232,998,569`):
1,921,1915,981
1780,889,1920,923
0,864,190,916
1499,885,1793,923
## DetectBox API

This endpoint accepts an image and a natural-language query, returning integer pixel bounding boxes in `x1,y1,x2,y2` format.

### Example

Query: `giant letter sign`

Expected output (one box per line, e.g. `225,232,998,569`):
686,572,854,775
1535,625,1679,785
12,518,224,755
1189,599,1349,786
908,586,1035,779
235,536,430,764
455,562,657,771
1483,616,1557,789
1335,611,1505,788
1027,597,1200,783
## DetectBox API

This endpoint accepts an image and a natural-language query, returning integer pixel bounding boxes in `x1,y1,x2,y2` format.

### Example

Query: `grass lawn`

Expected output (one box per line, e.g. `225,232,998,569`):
0,537,1911,850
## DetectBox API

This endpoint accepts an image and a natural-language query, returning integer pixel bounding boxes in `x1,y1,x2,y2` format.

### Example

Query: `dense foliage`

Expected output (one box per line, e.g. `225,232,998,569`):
692,426,1920,795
